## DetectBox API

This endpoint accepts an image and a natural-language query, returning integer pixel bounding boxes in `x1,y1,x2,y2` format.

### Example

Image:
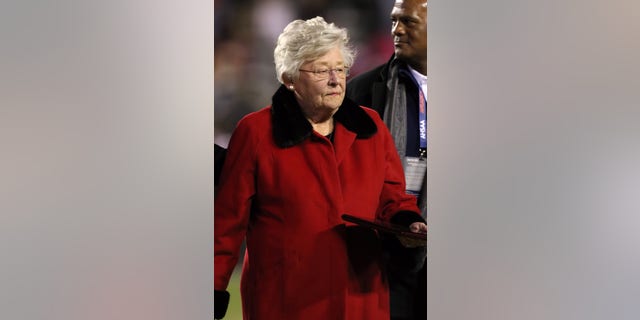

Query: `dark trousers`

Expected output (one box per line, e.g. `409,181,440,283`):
414,264,426,319
384,235,427,320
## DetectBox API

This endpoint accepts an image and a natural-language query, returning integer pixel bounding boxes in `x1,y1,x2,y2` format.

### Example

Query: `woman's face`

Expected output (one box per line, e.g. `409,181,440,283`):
292,47,347,117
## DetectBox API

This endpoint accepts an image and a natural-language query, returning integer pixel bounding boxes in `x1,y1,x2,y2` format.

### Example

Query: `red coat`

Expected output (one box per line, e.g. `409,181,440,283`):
215,86,421,319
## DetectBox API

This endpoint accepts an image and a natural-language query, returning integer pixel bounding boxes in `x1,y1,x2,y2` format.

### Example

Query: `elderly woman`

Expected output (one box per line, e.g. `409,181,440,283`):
214,17,426,319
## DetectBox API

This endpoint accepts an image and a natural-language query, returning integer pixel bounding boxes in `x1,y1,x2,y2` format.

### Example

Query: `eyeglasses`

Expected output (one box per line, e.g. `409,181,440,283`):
299,67,350,80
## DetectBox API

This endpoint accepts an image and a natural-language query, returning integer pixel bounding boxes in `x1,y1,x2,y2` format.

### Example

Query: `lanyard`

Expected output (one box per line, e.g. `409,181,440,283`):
418,88,427,158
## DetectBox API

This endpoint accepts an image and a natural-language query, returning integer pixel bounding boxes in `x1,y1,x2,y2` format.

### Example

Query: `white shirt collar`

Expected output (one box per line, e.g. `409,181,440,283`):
407,65,427,85
407,65,427,101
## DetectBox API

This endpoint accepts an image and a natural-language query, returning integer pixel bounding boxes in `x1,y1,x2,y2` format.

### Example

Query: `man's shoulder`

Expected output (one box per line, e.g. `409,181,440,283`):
346,62,389,108
348,63,388,87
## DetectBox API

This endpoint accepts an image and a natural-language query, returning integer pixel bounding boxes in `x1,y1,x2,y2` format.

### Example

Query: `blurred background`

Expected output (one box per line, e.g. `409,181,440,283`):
214,0,397,148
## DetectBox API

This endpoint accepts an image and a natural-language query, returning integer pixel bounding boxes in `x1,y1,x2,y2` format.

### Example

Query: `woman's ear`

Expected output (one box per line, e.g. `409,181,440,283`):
284,81,295,91
282,74,295,91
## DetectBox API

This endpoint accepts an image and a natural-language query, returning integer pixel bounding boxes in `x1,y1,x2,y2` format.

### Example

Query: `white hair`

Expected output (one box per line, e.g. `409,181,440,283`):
273,16,356,84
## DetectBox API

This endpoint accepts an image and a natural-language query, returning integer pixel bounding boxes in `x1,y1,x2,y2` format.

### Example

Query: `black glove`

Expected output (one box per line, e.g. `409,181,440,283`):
214,290,230,319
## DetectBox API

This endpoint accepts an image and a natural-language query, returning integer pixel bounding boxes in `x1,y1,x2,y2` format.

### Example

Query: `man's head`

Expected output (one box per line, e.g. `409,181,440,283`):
391,0,427,74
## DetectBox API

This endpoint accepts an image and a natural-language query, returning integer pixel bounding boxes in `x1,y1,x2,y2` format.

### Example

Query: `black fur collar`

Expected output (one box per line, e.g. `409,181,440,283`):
271,85,377,148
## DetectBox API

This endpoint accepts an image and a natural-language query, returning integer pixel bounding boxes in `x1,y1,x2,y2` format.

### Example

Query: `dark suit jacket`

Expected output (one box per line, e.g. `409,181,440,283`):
347,63,390,115
347,57,426,216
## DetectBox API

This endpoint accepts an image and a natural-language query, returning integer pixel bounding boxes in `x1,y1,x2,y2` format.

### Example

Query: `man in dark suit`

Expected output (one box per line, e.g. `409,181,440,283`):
346,0,427,319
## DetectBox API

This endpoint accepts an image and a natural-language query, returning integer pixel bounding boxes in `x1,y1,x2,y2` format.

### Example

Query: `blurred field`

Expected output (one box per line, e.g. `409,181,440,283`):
225,268,243,320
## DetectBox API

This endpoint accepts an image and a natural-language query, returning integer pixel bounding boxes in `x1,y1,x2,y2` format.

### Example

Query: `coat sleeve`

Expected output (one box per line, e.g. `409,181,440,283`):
214,116,260,291
368,109,423,223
